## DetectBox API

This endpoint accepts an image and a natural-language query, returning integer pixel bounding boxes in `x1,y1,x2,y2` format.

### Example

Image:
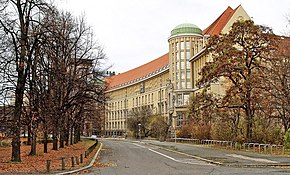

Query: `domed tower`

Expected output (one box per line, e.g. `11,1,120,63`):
168,23,204,127
168,23,203,91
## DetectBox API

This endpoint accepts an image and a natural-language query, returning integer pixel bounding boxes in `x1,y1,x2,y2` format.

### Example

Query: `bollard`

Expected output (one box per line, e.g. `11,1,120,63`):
270,145,273,154
76,156,79,165
62,157,65,170
282,146,285,155
258,144,261,153
47,160,50,173
264,145,267,154
71,157,75,167
80,154,83,164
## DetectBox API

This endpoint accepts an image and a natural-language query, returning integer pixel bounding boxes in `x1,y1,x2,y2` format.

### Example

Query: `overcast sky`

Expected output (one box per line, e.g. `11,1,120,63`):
56,0,290,73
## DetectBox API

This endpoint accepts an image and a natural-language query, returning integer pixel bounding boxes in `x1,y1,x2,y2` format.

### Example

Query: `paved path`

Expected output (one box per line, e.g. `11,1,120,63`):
143,140,290,166
83,139,290,175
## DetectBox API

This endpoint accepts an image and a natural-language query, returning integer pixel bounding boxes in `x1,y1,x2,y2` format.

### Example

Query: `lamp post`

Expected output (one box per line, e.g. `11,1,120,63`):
138,123,141,142
174,127,177,147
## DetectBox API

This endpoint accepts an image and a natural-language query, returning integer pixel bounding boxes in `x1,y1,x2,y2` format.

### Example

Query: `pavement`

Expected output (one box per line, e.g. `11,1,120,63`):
54,138,290,175
141,139,290,167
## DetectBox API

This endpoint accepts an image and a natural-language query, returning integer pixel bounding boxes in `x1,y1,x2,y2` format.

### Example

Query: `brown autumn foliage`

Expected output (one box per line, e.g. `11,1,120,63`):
198,20,276,142
181,20,289,144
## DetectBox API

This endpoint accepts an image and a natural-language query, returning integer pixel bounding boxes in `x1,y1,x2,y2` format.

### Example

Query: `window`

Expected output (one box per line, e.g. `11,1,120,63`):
181,62,185,70
176,53,179,61
186,61,190,69
176,72,179,80
176,42,179,50
177,94,182,105
177,112,183,127
186,70,190,78
181,71,185,79
148,94,150,103
180,41,184,50
184,94,190,105
181,80,185,89
180,51,184,60
186,41,190,49
186,80,191,88
186,52,190,60
176,62,179,70
140,82,145,93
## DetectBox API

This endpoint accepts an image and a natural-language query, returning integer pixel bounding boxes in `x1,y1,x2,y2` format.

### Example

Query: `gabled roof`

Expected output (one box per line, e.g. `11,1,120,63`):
105,53,169,90
203,5,239,36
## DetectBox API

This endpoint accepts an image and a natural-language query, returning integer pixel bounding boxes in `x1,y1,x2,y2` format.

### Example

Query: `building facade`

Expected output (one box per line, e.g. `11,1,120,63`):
104,5,250,136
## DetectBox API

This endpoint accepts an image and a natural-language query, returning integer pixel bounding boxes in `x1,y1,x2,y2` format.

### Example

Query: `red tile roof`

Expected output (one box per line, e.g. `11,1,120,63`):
203,5,239,35
105,5,242,90
105,53,169,89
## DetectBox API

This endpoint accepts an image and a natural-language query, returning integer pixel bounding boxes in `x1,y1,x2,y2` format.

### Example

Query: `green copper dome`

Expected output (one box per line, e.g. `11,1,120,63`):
171,23,202,36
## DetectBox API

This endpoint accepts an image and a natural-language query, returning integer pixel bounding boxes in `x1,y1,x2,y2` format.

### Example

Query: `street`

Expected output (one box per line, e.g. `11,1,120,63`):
83,139,290,175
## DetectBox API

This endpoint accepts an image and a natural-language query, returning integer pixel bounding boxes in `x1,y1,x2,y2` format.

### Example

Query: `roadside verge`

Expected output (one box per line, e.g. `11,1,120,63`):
55,142,103,175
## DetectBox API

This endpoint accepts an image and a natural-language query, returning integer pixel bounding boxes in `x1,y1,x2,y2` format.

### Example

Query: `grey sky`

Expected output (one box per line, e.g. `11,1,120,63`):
56,0,290,73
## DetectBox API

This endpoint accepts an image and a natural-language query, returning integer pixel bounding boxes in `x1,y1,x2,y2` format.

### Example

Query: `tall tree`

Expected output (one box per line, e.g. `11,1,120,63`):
261,37,290,133
0,0,50,162
199,20,276,142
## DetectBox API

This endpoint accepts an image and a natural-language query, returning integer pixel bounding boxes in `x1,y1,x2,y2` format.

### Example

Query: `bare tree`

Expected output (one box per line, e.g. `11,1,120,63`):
0,0,50,162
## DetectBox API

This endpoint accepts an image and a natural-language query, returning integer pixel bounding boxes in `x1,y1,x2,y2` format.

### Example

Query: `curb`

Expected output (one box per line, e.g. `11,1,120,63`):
146,142,290,168
55,142,103,175
147,142,223,166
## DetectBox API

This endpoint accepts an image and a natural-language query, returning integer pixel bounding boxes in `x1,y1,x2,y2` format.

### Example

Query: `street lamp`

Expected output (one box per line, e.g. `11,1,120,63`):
138,123,141,142
170,126,177,149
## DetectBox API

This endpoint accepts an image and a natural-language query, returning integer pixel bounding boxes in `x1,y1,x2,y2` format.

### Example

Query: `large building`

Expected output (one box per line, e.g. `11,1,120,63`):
104,5,250,136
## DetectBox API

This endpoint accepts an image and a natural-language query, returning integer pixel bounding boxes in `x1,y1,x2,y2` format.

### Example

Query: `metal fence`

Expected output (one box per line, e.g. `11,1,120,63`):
169,138,285,155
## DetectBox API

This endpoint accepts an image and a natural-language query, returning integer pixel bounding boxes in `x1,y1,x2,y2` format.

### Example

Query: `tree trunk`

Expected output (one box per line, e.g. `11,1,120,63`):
59,129,64,148
52,128,58,150
77,125,81,142
43,129,48,153
74,126,77,144
27,123,31,145
11,73,26,162
29,125,36,155
65,128,69,146
70,127,73,145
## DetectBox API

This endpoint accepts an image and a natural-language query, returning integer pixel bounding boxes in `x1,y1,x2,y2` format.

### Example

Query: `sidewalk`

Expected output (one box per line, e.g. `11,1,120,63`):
142,140,290,167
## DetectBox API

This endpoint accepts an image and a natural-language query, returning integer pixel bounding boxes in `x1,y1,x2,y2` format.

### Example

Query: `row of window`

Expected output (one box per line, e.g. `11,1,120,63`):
109,88,168,111
107,110,127,121
106,121,126,130
171,40,202,53
108,100,128,111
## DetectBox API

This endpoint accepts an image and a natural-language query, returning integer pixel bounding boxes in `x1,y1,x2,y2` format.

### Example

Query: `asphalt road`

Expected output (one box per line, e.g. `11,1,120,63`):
84,139,290,175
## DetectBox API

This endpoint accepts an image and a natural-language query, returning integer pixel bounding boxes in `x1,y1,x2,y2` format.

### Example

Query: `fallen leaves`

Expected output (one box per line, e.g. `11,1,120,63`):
0,138,98,174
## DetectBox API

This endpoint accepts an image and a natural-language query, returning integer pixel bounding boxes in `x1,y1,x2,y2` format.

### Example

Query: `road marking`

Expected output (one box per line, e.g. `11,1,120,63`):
132,143,147,148
149,148,213,165
132,143,213,166
227,154,278,163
